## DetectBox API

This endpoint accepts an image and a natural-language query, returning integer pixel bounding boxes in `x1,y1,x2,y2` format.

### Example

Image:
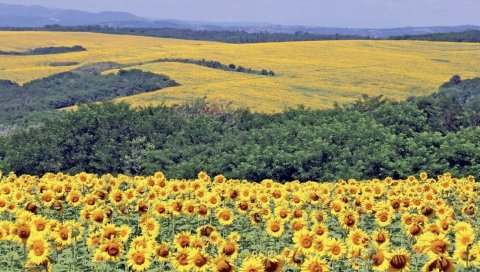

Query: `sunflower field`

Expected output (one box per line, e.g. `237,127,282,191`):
0,170,478,272
2,31,480,112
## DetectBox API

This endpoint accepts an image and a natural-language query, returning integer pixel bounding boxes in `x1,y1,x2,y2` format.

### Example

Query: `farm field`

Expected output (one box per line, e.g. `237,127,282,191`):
0,171,478,271
1,31,480,111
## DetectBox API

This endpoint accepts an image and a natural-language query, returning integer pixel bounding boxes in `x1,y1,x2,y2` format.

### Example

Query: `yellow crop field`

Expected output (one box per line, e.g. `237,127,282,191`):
1,31,480,111
0,171,478,271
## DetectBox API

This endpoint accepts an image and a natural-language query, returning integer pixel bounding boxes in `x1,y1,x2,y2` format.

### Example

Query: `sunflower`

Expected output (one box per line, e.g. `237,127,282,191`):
27,234,50,265
370,246,390,271
136,199,149,214
330,200,344,215
11,190,25,204
172,249,192,272
406,223,423,238
109,189,124,206
249,210,263,226
436,217,452,233
271,189,286,203
40,190,55,207
127,247,152,272
453,246,477,268
274,205,291,222
154,242,171,263
375,210,394,227
31,216,49,235
211,256,235,272
265,218,284,238
258,193,271,206
287,248,306,268
346,229,369,250
235,200,250,214
198,171,210,182
310,210,327,223
325,238,346,261
183,200,197,216
100,239,123,262
454,229,475,248
218,238,239,260
291,218,307,232
292,208,306,219
11,221,32,244
189,248,211,272
188,235,203,249
0,227,6,242
262,255,285,272
228,231,241,242
66,190,83,207
140,218,160,238
87,232,101,248
460,203,476,217
90,207,107,225
131,235,155,251
420,205,435,218
469,242,480,266
209,230,222,245
0,196,8,212
300,255,329,272
372,229,390,248
293,229,316,254
197,204,210,218
422,255,456,272
197,225,216,238
117,225,132,242
216,208,234,225
387,248,410,272
362,198,375,214
416,232,450,257
205,193,221,208
152,201,170,218
311,222,329,238
453,222,473,233
174,231,192,250
239,256,265,272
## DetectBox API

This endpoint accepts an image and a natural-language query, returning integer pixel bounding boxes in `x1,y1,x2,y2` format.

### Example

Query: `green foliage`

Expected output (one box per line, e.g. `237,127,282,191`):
0,69,178,126
2,76,480,181
390,30,480,43
0,45,86,55
408,76,480,132
156,58,275,76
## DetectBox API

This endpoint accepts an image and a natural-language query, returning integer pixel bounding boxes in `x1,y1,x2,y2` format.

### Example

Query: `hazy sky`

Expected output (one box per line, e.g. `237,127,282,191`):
1,0,480,28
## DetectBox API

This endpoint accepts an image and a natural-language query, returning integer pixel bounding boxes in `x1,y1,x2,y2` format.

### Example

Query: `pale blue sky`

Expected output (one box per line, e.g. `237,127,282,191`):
1,0,479,28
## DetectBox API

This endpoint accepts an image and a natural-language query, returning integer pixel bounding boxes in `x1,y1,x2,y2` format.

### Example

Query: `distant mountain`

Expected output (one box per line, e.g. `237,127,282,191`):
0,3,144,27
0,3,479,38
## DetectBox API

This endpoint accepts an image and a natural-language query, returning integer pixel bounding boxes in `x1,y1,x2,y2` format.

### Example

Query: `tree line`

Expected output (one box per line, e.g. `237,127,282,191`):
2,26,479,44
390,30,480,43
0,45,86,55
156,58,275,76
0,25,370,43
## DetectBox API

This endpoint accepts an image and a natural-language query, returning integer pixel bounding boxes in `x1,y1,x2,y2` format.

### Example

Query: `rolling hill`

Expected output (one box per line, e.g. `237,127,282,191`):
1,31,480,112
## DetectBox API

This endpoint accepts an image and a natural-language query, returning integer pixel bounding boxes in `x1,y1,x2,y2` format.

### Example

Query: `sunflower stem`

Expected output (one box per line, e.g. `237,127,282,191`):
23,243,26,265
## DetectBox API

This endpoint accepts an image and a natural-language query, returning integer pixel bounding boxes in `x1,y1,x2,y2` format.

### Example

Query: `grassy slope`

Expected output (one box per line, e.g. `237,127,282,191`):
1,31,480,112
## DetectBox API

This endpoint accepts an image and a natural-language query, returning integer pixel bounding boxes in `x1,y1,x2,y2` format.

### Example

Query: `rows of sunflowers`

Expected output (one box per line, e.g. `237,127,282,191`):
0,170,478,271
